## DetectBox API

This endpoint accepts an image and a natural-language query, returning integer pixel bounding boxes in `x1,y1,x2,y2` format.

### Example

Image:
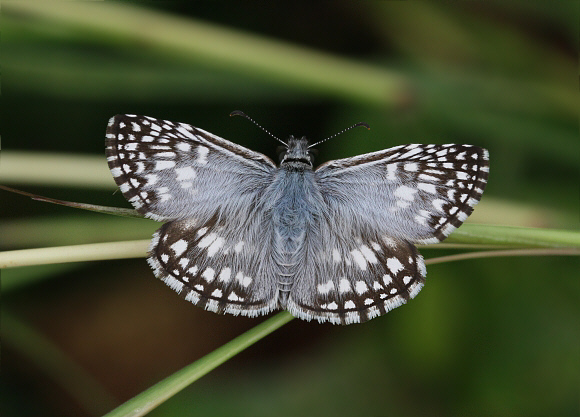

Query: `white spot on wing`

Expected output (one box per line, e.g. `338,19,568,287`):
339,278,351,293
155,160,175,170
387,257,404,274
394,185,417,201
177,126,195,139
207,237,225,257
218,268,232,282
197,146,209,165
350,249,367,270
198,233,218,248
418,183,437,194
382,274,392,285
355,281,368,295
175,166,196,181
359,245,378,263
457,171,470,180
170,239,188,257
234,241,245,253
399,147,423,159
317,280,335,295
433,199,446,212
202,267,215,283
386,164,398,180
236,272,252,287
176,142,191,152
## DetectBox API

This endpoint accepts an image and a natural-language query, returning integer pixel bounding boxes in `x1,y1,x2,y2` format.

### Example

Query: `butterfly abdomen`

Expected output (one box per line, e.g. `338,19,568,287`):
269,167,325,306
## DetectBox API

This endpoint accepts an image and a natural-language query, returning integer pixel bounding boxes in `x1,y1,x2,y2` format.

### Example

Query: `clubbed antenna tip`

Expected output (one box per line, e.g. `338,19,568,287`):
308,121,370,149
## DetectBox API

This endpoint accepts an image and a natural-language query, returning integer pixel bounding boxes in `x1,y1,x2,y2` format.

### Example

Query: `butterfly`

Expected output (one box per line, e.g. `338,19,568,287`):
105,113,489,325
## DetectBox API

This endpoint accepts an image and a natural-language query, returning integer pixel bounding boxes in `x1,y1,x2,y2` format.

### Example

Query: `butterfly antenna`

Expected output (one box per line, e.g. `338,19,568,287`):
308,122,370,149
230,110,287,146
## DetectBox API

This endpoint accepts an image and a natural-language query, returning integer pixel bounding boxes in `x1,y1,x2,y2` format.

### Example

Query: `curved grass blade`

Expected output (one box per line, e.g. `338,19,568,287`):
0,185,141,218
103,311,294,417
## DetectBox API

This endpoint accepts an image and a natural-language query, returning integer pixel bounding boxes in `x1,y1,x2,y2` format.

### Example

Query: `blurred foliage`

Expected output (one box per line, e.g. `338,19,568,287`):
1,1,578,417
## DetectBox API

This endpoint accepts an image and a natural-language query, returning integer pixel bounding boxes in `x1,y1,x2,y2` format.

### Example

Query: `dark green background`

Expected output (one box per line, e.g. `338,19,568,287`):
2,2,578,416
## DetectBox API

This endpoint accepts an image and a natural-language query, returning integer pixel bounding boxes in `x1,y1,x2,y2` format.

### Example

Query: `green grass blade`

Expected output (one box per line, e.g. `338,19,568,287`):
447,223,580,248
0,185,140,218
0,240,149,268
0,151,114,188
103,244,579,417
2,225,579,269
102,312,294,417
4,2,407,106
426,248,580,265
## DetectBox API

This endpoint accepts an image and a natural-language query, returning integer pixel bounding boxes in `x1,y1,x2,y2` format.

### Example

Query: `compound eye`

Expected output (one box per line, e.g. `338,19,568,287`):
308,148,318,163
277,145,287,162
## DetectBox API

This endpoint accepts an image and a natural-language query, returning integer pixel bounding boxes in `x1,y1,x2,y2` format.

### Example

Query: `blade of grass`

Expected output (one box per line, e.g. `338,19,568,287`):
2,225,579,269
4,1,408,106
100,246,579,417
0,152,114,188
427,248,580,265
102,311,294,417
0,185,140,217
0,240,149,268
448,224,580,248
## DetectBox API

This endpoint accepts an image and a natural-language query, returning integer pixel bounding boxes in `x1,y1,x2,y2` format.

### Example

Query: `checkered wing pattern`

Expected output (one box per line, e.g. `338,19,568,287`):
147,215,280,317
105,114,276,222
287,233,427,325
315,144,489,244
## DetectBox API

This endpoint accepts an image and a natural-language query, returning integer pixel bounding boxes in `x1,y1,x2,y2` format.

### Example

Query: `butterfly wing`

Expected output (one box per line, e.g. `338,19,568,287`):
106,114,280,316
147,214,280,317
105,114,276,222
286,232,426,324
315,144,489,244
286,144,489,324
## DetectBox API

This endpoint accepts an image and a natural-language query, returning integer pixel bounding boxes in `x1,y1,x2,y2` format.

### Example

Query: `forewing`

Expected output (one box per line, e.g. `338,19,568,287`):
105,114,276,221
287,232,426,325
148,214,279,317
315,144,489,244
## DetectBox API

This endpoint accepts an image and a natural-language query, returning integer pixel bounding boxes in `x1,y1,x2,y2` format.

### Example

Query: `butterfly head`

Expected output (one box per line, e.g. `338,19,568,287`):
279,136,316,168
